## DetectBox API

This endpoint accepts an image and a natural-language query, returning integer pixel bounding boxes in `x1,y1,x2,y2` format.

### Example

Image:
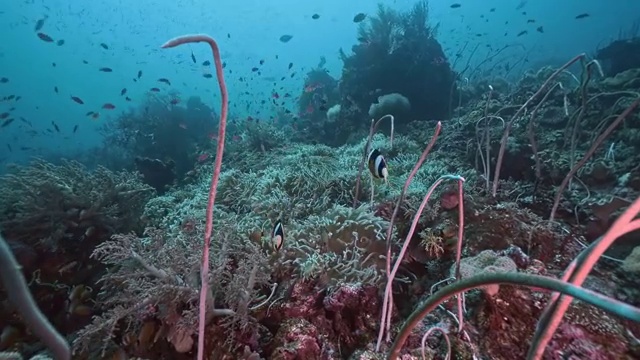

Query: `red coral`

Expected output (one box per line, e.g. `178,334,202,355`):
546,323,626,360
323,283,380,352
279,281,323,319
270,319,323,360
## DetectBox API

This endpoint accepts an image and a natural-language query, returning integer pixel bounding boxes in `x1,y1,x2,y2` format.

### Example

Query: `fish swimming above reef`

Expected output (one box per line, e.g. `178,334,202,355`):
37,32,54,42
353,13,366,23
34,16,47,31
279,34,293,43
368,148,388,183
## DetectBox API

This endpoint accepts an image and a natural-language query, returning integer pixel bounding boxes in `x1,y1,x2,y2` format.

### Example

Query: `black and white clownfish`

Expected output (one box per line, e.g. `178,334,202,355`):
272,219,284,251
368,148,388,183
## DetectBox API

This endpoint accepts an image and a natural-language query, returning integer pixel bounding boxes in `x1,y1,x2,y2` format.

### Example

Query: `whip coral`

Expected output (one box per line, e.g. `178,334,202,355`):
376,121,445,349
161,34,228,360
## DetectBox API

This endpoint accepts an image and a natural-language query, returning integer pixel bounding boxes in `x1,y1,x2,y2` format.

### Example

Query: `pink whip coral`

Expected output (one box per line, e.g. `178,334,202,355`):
161,34,228,360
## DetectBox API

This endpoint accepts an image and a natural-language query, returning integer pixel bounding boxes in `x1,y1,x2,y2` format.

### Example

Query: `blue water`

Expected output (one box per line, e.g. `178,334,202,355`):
0,0,638,165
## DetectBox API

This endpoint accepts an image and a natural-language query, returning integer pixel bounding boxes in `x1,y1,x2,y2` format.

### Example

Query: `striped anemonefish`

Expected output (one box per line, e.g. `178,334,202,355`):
272,219,284,251
368,148,388,183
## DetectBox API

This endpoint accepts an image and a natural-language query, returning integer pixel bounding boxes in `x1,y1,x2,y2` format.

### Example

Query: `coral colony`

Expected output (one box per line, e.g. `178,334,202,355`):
3,2,640,360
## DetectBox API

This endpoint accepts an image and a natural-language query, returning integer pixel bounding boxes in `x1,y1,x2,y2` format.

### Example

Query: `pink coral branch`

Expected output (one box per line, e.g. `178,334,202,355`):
161,34,228,360
376,121,441,351
421,326,451,360
383,174,465,342
453,177,466,332
528,194,640,359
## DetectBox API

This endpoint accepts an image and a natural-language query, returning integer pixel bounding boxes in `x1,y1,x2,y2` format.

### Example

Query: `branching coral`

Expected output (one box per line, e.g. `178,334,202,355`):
0,159,154,252
0,159,153,358
217,143,356,221
74,223,271,357
419,228,445,259
227,120,288,156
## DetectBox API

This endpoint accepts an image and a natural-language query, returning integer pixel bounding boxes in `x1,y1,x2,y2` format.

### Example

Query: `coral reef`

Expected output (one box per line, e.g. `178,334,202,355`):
67,62,640,357
0,159,154,358
295,68,342,145
97,94,218,182
338,2,456,133
134,156,176,194
4,5,640,360
596,37,640,76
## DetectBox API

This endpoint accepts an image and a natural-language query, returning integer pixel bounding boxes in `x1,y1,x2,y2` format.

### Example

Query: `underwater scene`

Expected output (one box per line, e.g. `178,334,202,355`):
2,0,640,359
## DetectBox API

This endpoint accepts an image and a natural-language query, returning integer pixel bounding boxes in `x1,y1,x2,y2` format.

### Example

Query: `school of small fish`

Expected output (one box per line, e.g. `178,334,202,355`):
0,3,595,157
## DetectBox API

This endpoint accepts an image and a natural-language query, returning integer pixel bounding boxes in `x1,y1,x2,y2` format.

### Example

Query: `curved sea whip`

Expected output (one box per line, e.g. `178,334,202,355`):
161,34,228,360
